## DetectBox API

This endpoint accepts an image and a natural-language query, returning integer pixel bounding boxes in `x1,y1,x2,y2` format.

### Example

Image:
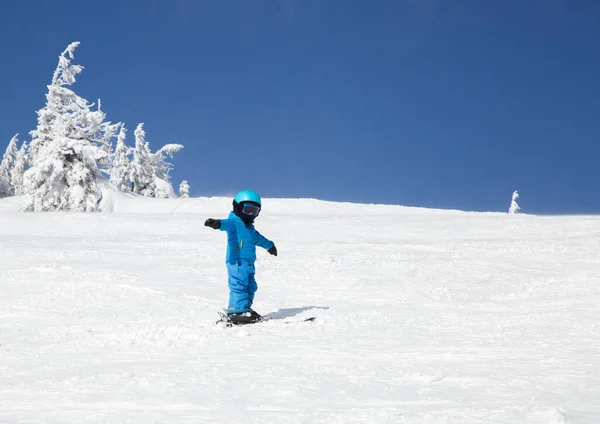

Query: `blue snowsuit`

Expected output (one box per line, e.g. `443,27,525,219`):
218,212,275,313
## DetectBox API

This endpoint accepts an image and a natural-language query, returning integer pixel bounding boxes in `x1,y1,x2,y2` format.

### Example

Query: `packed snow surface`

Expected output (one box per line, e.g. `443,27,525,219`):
1,191,599,423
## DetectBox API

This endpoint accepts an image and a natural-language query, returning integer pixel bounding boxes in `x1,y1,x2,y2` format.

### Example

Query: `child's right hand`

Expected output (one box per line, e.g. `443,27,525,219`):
204,218,221,230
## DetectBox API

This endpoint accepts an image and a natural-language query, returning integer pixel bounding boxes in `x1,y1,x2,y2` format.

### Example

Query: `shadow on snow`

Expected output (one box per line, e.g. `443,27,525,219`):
264,306,329,320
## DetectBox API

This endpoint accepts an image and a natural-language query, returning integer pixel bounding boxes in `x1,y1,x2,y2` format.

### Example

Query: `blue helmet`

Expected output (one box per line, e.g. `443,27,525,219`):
233,190,262,223
233,189,261,206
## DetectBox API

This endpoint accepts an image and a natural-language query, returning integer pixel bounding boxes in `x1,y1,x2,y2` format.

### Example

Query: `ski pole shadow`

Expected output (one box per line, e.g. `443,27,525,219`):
264,306,329,320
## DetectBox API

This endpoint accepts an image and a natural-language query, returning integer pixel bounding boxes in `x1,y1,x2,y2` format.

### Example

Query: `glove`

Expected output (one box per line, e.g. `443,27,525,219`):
204,218,221,230
268,245,278,256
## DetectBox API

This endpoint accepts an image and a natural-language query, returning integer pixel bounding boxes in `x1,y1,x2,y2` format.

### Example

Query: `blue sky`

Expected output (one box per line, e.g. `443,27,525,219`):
1,0,599,214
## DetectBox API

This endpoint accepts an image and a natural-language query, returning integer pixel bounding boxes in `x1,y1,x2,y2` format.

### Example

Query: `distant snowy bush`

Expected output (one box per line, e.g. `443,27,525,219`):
509,190,520,214
179,180,190,198
154,176,176,199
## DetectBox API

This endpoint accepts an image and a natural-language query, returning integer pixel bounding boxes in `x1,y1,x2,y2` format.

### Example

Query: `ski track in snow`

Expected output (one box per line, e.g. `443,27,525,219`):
1,195,600,423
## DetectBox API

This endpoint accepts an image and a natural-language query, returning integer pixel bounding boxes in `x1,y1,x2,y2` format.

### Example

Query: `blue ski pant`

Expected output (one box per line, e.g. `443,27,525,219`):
226,260,257,314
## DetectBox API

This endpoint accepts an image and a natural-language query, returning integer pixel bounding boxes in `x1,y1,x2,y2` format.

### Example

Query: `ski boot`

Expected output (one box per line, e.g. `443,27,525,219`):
216,309,265,327
227,309,263,325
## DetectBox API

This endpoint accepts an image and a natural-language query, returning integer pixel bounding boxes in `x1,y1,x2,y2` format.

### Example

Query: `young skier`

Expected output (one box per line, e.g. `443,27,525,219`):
205,189,277,325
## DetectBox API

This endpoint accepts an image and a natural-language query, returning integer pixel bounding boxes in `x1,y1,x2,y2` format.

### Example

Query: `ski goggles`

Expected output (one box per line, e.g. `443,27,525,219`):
241,203,261,216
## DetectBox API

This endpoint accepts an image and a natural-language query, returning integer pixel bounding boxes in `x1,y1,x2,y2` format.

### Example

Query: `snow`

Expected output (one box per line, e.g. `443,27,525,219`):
1,191,599,423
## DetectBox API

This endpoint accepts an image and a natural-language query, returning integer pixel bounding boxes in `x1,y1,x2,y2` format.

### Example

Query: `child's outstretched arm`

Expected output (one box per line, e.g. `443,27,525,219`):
204,218,234,232
253,229,277,256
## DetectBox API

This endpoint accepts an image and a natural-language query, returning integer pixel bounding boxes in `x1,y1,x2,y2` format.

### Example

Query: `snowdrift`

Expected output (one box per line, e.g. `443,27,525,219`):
2,181,501,217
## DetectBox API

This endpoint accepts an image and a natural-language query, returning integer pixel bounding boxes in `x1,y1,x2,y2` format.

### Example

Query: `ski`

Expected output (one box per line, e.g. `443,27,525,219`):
264,316,316,325
216,311,316,327
288,316,316,324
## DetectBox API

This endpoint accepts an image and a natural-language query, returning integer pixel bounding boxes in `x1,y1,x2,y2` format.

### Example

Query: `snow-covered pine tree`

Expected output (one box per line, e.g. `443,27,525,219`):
28,43,83,165
110,123,131,192
179,180,190,198
94,99,120,176
129,123,183,198
509,190,520,214
0,134,19,196
12,141,28,195
151,143,184,199
130,123,154,196
0,173,9,198
23,42,114,212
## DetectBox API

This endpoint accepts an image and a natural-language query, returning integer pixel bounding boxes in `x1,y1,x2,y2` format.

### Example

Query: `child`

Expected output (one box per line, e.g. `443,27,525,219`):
205,189,277,325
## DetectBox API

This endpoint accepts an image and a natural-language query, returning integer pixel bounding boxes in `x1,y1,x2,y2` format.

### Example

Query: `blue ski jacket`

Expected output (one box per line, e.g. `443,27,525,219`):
218,212,274,263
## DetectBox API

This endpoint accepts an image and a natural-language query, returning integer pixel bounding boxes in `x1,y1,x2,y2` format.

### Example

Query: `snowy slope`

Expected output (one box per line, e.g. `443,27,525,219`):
1,190,599,424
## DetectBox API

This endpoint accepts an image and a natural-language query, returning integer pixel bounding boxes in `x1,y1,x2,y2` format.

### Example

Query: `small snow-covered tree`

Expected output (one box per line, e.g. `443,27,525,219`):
0,177,9,198
179,180,190,198
23,42,112,212
130,123,154,196
509,190,520,214
129,123,183,198
152,143,184,198
110,124,131,192
0,168,9,198
0,134,19,196
12,141,28,195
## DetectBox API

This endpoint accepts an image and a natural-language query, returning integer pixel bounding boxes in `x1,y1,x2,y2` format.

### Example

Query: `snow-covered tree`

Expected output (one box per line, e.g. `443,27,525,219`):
129,123,183,198
509,190,520,214
94,100,120,175
130,123,154,196
0,134,19,196
151,143,184,198
110,124,131,192
28,43,82,164
179,180,190,198
12,141,28,195
23,42,113,212
0,169,9,198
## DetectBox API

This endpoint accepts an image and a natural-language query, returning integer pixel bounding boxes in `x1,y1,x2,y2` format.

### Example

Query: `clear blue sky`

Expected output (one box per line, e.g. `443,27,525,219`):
1,0,599,214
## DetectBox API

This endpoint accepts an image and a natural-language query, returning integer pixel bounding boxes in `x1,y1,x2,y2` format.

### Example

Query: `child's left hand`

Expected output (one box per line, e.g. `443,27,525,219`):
268,245,278,256
204,218,221,229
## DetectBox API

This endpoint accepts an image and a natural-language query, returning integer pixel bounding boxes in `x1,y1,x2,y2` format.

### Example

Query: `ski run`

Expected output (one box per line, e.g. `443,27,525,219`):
1,188,599,423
